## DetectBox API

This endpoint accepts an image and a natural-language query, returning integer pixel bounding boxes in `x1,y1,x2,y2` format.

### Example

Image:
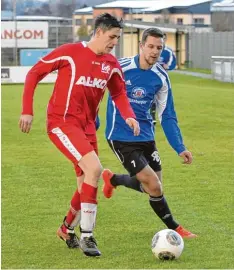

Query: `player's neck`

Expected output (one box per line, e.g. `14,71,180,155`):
87,40,104,55
139,54,152,70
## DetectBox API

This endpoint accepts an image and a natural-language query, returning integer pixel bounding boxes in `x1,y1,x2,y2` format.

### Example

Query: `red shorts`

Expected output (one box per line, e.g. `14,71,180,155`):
48,123,98,177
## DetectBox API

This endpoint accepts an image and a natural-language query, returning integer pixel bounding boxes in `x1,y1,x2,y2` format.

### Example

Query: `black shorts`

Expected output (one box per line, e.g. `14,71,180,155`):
107,140,162,176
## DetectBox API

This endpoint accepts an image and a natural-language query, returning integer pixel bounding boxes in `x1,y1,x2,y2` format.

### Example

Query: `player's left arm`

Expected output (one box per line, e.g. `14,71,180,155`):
155,76,192,164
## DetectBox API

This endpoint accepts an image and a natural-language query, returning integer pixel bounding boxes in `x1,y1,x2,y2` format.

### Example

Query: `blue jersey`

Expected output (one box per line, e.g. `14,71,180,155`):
158,46,176,70
105,55,185,155
95,115,100,130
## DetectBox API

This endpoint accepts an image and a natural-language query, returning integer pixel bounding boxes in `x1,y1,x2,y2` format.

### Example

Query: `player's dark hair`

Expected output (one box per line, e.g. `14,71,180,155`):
94,13,123,33
141,28,164,44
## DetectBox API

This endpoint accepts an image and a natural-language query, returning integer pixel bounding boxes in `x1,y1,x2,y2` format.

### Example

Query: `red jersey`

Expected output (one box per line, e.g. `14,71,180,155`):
22,42,135,131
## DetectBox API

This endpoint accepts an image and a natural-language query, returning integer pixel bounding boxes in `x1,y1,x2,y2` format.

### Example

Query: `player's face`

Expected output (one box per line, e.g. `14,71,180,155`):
140,36,164,66
98,27,122,54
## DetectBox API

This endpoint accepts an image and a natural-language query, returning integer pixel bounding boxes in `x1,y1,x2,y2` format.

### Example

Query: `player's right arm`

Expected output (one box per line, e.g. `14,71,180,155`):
107,61,140,136
19,44,72,133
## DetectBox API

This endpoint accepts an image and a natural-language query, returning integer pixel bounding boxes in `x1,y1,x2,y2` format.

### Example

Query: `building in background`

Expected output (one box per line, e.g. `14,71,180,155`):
73,0,213,64
2,0,233,70
73,0,212,34
211,0,234,31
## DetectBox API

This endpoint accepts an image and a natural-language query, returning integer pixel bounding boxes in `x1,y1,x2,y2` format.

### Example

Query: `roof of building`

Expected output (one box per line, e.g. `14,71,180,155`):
142,0,211,12
74,0,212,14
124,19,192,33
94,0,158,9
211,0,234,11
74,6,93,14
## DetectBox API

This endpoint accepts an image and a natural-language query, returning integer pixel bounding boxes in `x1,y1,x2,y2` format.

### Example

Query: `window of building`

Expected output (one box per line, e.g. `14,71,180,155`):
86,19,93,25
177,18,183,25
193,18,205,25
75,19,82,25
135,18,142,21
155,18,160,23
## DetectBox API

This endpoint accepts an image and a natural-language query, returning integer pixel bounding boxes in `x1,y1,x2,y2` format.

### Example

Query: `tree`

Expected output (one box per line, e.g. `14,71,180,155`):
77,24,88,37
41,3,52,16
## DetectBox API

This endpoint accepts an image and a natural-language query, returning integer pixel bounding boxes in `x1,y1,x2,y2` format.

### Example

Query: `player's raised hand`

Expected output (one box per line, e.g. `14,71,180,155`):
179,150,193,164
126,118,140,136
19,114,33,133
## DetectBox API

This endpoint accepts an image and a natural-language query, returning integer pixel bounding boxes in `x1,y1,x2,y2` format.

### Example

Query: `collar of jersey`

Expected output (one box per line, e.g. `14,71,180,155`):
134,54,140,68
134,54,156,71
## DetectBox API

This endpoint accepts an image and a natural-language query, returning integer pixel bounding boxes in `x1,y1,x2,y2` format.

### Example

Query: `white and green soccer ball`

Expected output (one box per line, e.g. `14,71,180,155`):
151,229,184,260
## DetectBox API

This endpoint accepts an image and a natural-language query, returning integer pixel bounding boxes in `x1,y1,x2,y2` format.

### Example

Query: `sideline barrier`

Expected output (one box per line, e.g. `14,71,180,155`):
211,56,234,83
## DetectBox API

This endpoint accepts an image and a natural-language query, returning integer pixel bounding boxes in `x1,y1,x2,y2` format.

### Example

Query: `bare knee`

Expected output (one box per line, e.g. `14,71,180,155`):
86,164,103,179
78,151,103,187
148,178,162,196
137,166,163,196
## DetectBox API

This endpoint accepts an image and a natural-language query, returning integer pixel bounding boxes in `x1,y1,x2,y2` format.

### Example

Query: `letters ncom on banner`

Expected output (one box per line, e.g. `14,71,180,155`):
1,21,48,48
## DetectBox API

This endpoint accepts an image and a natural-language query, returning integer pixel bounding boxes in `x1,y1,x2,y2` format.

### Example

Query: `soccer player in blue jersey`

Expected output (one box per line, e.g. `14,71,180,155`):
102,27,197,239
151,33,177,125
159,33,177,71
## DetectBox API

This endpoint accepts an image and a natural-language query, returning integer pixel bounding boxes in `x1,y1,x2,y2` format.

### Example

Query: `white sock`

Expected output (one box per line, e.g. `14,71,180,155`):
80,202,97,236
70,210,81,228
81,232,93,239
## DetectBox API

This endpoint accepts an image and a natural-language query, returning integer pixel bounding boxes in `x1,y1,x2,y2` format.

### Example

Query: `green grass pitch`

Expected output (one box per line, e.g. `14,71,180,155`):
2,73,234,269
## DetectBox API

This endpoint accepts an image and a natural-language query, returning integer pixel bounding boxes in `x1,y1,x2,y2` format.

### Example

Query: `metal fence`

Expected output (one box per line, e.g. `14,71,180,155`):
187,31,234,69
1,24,73,66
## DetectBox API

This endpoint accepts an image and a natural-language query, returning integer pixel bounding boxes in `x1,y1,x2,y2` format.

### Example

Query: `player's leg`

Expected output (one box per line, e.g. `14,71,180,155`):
103,141,197,238
77,150,102,256
145,142,162,182
102,141,145,197
106,142,163,191
48,125,102,255
146,142,197,238
103,141,179,228
77,135,102,256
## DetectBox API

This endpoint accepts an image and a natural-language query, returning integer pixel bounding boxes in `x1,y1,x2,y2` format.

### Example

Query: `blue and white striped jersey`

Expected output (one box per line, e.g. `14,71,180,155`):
105,55,185,155
158,46,176,70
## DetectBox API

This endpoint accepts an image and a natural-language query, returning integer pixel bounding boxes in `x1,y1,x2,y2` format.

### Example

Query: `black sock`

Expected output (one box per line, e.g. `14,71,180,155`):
110,174,144,193
149,195,179,230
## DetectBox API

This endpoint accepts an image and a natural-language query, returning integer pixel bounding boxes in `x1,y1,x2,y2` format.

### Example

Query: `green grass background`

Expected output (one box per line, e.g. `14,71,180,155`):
2,73,234,269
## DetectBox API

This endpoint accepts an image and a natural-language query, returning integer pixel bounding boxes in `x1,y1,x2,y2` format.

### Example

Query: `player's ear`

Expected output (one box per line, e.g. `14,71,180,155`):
95,27,102,38
139,41,143,50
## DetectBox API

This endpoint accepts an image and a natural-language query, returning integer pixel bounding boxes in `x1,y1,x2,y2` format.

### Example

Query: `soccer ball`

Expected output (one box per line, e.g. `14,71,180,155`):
151,229,184,260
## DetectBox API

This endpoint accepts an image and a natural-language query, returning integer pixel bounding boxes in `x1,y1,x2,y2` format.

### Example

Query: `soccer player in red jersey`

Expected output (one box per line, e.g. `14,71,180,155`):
19,13,140,257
